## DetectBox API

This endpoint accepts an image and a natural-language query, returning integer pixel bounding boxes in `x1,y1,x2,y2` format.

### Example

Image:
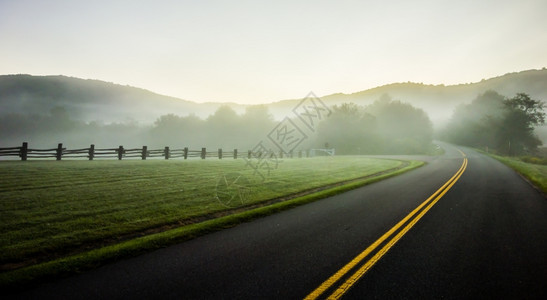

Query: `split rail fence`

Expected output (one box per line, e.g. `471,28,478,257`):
0,142,313,161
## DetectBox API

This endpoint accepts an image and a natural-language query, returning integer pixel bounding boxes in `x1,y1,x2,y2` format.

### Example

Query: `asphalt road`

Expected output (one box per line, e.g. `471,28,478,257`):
10,143,547,299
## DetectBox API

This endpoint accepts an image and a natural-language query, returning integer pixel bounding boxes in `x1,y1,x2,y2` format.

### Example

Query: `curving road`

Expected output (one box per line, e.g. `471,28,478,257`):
9,143,547,299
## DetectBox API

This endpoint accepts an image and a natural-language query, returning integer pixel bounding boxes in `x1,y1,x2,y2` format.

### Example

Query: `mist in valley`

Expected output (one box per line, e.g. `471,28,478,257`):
2,85,545,157
1,71,547,155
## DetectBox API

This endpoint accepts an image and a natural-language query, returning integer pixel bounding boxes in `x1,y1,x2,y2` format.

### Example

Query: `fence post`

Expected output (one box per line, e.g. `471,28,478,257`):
248,150,252,159
118,146,124,160
234,149,237,159
89,144,95,160
142,146,147,160
20,142,28,161
56,143,63,161
218,148,222,159
201,147,206,159
184,147,188,160
164,146,170,160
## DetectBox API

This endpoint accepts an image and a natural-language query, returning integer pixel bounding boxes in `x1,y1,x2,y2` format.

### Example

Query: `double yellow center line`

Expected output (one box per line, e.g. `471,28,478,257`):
305,151,468,299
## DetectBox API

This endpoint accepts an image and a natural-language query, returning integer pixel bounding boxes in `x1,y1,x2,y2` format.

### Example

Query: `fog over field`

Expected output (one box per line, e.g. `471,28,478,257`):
1,70,547,155
1,1,546,154
0,70,544,158
2,3,547,296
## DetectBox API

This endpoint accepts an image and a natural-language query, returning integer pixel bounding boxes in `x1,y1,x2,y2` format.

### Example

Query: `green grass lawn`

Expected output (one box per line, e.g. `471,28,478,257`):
0,156,410,273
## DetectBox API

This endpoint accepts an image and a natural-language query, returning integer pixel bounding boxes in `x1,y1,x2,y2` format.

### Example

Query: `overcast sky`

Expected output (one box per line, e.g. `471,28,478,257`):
1,0,546,104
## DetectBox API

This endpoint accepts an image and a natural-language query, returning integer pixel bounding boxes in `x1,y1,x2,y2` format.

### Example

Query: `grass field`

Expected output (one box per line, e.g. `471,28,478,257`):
0,156,414,275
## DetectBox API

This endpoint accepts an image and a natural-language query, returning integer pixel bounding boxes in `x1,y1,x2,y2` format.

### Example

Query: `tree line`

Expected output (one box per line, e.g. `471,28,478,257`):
0,95,436,154
315,95,433,154
440,91,545,155
7,91,541,156
0,105,277,149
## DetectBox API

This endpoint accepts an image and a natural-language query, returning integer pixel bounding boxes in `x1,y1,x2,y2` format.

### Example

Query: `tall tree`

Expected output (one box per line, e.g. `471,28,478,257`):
442,90,506,148
442,91,545,155
241,105,275,135
498,93,545,154
365,96,433,154
315,98,434,155
206,105,241,148
316,103,379,154
151,113,205,147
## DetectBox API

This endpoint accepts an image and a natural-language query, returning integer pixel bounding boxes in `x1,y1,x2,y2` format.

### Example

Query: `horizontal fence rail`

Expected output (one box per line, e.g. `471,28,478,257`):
0,142,327,161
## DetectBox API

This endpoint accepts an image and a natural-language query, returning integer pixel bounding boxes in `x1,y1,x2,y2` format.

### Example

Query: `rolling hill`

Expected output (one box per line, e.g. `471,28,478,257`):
270,68,547,125
0,75,246,123
1,68,546,128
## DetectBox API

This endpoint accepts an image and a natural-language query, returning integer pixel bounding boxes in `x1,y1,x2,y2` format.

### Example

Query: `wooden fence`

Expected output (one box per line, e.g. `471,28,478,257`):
0,142,311,161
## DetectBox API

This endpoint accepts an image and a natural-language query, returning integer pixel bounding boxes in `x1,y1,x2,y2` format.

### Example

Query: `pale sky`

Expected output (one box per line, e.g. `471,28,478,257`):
1,0,546,104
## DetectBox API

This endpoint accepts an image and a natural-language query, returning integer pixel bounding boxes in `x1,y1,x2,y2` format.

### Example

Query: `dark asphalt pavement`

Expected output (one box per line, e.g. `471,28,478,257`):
9,143,547,299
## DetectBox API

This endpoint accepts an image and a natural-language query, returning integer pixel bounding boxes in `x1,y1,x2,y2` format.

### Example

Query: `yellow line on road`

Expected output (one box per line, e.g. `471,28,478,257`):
329,157,467,299
457,149,467,157
305,151,468,300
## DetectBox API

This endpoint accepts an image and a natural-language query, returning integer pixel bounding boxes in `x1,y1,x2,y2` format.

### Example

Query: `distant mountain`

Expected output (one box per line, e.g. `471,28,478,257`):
1,69,546,127
0,75,247,123
270,68,547,126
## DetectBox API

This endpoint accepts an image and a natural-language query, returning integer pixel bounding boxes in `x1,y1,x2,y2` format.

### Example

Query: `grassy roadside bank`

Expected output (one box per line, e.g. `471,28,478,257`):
1,157,423,290
483,152,547,194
